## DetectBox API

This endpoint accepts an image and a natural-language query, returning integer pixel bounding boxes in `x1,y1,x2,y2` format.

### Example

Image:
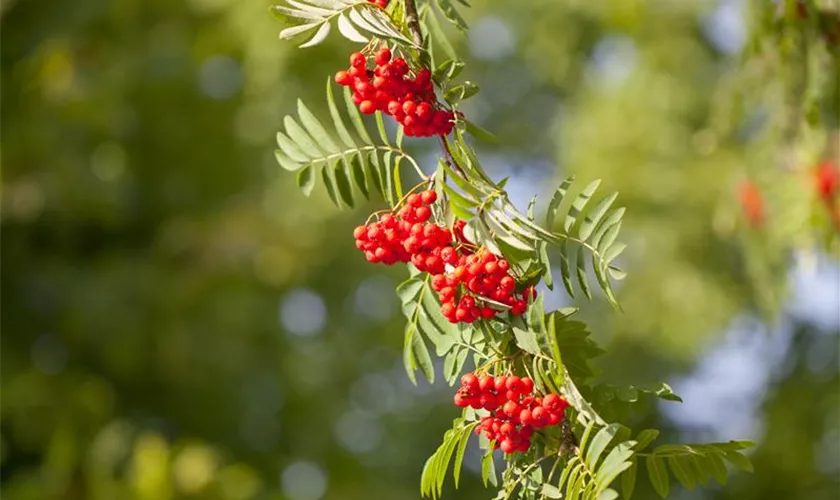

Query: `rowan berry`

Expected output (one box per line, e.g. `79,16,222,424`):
350,52,366,68
359,100,376,114
375,47,392,65
421,190,437,204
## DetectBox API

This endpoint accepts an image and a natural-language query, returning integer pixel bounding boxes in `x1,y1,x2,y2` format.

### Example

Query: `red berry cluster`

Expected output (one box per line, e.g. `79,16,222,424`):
455,373,569,454
432,246,534,323
366,0,388,7
335,48,455,137
353,190,451,272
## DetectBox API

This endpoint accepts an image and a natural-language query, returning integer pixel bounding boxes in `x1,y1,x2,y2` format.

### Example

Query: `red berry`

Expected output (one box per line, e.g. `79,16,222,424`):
402,100,417,115
441,301,456,318
531,407,547,426
498,260,510,272
500,439,515,454
519,409,533,425
494,376,507,392
414,206,432,222
386,100,401,115
479,375,494,392
441,246,457,264
481,307,496,319
454,392,467,407
461,373,478,389
335,71,352,86
500,276,515,291
359,100,376,114
503,401,520,417
543,393,562,412
455,307,469,322
407,193,423,207
350,52,366,68
431,274,447,291
375,47,392,65
353,226,367,239
439,286,456,302
521,377,534,394
421,190,437,204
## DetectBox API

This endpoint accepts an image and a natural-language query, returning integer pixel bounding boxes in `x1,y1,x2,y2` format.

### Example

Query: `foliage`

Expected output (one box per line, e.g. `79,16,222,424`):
270,0,756,498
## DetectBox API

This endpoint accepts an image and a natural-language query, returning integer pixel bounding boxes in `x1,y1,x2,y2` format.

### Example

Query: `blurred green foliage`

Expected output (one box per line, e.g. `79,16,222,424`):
1,0,837,499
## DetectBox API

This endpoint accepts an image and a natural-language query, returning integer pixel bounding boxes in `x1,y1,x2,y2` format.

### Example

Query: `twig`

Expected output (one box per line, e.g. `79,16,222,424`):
403,0,423,47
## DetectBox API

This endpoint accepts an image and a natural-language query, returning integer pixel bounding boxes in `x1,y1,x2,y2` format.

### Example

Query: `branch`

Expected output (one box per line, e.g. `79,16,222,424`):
404,0,423,47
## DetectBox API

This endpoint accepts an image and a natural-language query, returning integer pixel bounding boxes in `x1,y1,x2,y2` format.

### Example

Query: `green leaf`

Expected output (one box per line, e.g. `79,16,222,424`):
465,120,499,144
444,82,480,103
668,455,695,490
342,86,374,145
575,247,592,300
558,240,575,298
539,242,554,290
299,21,332,48
595,441,636,493
296,166,315,196
646,455,669,498
585,424,620,469
276,131,310,162
579,192,618,241
326,79,356,149
275,150,302,171
598,490,619,500
433,59,465,82
546,177,575,229
707,452,729,485
633,429,659,451
434,0,468,31
336,12,368,42
481,451,497,487
620,458,636,500
512,326,542,356
333,161,354,207
284,116,323,158
321,164,342,207
723,450,754,472
453,424,475,487
541,483,562,499
297,99,338,151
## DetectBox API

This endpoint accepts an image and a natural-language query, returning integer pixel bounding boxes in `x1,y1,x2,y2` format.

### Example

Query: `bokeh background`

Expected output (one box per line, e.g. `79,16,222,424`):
2,0,839,499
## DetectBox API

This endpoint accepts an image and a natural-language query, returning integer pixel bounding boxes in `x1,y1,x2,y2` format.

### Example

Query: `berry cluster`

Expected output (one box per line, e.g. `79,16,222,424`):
432,247,534,323
354,189,534,323
353,190,452,272
366,0,388,7
335,48,456,137
455,373,568,454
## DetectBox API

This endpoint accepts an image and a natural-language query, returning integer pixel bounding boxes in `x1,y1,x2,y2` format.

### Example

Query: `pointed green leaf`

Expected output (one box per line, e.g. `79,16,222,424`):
585,424,620,469
297,99,338,151
342,86,373,144
723,450,753,472
275,150,302,171
276,131,310,162
646,456,669,498
299,21,332,47
326,79,356,149
633,430,659,451
668,455,695,490
337,12,368,42
576,247,592,300
620,458,636,500
333,161,354,207
296,166,315,196
546,177,575,229
580,192,618,241
481,451,497,487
